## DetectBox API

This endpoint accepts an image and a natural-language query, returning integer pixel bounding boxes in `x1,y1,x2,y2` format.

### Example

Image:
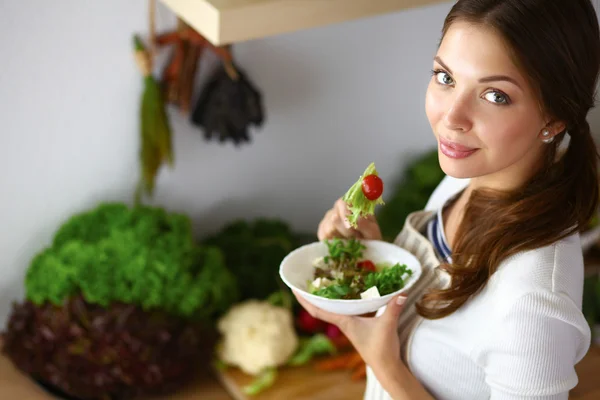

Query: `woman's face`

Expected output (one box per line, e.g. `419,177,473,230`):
425,22,556,190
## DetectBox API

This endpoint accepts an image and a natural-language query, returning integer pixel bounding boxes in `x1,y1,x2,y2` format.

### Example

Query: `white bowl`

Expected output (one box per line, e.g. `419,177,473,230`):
279,240,422,316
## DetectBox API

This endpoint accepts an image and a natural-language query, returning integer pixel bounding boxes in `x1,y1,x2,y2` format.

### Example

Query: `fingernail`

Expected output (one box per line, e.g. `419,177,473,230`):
396,296,406,305
343,218,351,229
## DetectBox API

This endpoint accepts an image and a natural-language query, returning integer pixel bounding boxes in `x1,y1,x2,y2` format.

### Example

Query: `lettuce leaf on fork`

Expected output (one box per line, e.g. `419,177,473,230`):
342,162,385,228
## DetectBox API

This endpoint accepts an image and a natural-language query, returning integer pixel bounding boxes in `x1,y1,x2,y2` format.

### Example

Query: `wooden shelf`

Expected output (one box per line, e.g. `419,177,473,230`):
159,0,448,45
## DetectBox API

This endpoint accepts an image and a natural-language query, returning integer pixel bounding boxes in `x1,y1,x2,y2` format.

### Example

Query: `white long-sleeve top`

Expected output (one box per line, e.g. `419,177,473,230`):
364,176,591,400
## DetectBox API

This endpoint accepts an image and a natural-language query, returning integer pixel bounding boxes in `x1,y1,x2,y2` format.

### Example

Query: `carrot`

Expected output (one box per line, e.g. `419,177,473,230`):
314,352,357,371
347,352,364,369
351,363,367,381
332,334,352,350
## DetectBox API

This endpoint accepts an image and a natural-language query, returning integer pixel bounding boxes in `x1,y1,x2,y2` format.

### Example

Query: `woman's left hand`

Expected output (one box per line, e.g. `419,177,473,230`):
293,291,406,376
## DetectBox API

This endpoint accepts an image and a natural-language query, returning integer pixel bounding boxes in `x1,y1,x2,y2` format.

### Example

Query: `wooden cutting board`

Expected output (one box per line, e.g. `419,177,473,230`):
215,363,366,400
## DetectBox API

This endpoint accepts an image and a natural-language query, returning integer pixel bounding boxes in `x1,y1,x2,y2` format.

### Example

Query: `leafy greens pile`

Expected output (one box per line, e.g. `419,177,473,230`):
203,219,313,301
582,262,600,334
2,202,239,400
24,202,237,320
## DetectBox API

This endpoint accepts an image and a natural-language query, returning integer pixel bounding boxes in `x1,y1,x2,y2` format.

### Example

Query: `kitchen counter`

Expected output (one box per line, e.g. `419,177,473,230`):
2,342,599,399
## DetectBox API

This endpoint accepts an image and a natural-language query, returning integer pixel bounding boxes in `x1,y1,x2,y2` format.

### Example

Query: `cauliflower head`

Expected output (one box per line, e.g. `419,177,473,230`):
217,300,299,375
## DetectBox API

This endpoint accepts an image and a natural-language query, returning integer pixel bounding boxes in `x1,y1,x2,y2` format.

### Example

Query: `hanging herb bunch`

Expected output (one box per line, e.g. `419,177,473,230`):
132,31,173,204
155,21,265,146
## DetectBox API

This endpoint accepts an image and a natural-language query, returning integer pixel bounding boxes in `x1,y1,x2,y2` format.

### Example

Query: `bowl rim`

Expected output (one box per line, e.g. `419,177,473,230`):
279,239,422,304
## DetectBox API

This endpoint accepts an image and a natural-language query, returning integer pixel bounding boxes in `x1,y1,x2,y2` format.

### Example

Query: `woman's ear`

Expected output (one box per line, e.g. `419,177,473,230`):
538,119,566,142
546,120,567,136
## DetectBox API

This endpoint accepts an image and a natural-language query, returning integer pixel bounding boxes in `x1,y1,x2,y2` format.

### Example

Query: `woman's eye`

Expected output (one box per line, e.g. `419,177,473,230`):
435,71,454,86
484,91,510,105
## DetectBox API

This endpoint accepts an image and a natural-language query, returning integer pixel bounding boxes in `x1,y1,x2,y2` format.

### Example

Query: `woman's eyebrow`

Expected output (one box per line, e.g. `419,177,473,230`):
434,56,523,90
434,56,453,74
478,75,522,90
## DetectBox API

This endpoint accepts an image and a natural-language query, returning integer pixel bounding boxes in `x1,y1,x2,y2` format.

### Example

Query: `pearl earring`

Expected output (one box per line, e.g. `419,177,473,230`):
541,129,555,144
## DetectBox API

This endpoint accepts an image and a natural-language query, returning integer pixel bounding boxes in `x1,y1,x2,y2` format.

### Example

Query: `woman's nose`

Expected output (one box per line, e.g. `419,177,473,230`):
443,93,473,132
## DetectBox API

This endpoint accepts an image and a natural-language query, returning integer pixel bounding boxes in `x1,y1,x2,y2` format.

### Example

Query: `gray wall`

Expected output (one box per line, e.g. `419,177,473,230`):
1,0,599,328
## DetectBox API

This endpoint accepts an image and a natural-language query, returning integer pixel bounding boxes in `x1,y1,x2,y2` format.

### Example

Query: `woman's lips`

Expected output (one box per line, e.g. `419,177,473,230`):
439,137,479,159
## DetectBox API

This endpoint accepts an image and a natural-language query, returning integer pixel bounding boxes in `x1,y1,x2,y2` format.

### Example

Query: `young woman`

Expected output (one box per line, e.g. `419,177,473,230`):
293,0,600,399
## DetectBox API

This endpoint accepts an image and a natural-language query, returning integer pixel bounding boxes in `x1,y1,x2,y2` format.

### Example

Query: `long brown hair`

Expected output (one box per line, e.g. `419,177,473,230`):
417,0,600,319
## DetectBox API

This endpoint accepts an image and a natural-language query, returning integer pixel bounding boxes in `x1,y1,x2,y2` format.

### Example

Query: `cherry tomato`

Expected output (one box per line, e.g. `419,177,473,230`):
357,260,376,272
362,174,384,200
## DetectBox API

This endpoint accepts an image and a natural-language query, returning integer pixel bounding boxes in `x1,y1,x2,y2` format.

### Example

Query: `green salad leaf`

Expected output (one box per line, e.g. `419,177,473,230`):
364,263,413,296
323,238,365,264
287,334,337,366
342,162,385,228
311,283,352,299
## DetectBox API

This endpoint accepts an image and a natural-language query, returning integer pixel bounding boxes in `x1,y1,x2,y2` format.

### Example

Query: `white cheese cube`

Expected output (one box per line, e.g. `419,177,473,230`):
312,277,322,289
331,269,344,280
360,286,381,300
312,277,332,289
312,257,326,268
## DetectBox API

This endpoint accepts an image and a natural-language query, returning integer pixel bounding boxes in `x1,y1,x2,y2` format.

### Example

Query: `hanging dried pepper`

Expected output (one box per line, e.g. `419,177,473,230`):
156,21,207,114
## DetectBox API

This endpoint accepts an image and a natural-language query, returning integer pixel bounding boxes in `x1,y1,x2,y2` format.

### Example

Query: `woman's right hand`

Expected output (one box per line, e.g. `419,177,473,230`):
317,198,383,241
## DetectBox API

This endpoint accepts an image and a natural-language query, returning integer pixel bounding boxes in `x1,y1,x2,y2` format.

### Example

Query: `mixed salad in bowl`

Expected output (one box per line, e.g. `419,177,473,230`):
280,162,421,315
307,238,413,300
